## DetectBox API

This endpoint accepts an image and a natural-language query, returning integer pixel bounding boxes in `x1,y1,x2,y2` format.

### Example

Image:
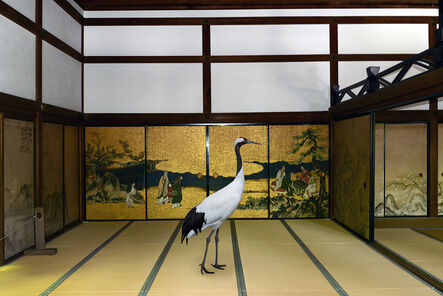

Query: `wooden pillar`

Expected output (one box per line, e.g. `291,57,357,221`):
203,23,211,117
429,99,438,217
329,21,338,219
0,113,5,266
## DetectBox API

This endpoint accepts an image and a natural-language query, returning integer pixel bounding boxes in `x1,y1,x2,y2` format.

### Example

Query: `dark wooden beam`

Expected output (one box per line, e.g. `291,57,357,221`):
83,54,417,64
54,0,83,25
84,16,436,26
0,92,82,124
0,1,39,35
330,68,443,119
73,0,439,11
41,104,82,124
84,56,202,63
203,24,211,115
0,113,4,266
336,54,414,61
429,99,438,217
84,111,331,125
210,54,330,63
375,110,430,122
42,29,82,62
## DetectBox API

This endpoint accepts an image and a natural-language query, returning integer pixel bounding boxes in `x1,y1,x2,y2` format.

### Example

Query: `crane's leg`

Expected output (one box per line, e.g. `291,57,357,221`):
200,229,214,274
212,229,226,270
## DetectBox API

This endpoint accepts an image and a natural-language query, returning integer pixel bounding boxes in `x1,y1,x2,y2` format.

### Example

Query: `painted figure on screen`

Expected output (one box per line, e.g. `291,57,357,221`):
270,126,329,218
146,126,207,219
85,127,146,220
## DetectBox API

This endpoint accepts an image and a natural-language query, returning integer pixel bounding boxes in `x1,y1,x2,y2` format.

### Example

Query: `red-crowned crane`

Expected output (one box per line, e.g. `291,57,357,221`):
181,137,261,274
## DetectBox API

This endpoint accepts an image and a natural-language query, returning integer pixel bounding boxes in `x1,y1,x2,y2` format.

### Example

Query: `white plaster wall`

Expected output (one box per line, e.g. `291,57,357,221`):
43,0,82,52
0,15,35,100
2,0,35,21
212,25,329,55
338,24,429,54
84,26,202,56
84,64,203,113
42,41,82,111
212,62,330,112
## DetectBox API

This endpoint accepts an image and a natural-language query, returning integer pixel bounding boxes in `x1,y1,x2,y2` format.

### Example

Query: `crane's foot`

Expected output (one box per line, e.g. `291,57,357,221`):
200,264,214,274
211,264,226,270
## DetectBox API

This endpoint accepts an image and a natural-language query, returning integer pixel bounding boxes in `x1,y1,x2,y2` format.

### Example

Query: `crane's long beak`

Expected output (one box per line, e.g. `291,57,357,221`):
247,140,261,145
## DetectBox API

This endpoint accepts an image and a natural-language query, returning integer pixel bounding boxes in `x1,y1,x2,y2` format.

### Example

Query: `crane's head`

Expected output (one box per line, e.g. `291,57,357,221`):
235,137,261,147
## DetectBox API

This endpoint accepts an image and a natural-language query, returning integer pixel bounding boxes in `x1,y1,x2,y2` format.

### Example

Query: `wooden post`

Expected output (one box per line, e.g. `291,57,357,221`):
203,23,211,117
429,99,438,217
0,113,5,266
329,22,338,219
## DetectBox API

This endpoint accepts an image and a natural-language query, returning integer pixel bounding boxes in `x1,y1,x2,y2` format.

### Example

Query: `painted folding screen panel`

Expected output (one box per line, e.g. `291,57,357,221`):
439,124,443,215
3,119,34,259
269,125,329,218
64,125,79,225
384,124,427,216
42,123,63,237
85,127,146,220
333,115,372,241
146,126,206,219
208,126,268,218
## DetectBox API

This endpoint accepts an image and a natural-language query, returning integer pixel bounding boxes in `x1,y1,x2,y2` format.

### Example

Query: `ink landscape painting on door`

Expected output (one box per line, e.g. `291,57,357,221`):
85,127,146,220
269,125,329,218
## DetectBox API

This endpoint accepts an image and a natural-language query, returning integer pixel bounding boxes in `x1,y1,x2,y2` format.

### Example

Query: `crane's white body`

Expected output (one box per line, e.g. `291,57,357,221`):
186,167,244,239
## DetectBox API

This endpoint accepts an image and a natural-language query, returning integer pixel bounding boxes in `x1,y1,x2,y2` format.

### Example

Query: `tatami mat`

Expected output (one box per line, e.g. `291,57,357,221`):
375,228,443,280
287,220,439,296
0,222,127,295
235,220,338,296
148,222,237,296
1,220,441,296
51,221,179,295
414,228,443,242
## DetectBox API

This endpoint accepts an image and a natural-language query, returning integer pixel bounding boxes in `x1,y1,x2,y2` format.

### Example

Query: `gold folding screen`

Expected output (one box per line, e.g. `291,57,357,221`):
208,125,268,218
85,125,330,220
85,127,146,220
146,126,207,219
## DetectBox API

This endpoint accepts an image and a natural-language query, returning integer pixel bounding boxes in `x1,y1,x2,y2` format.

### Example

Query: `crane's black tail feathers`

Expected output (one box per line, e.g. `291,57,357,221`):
181,207,205,245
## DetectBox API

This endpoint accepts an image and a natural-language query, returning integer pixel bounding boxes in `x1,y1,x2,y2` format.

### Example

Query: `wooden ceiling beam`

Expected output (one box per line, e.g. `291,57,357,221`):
74,0,439,11
330,67,443,119
84,16,436,26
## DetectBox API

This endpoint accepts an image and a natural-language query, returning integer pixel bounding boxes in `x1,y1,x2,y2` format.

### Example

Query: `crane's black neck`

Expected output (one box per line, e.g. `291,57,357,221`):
235,142,245,175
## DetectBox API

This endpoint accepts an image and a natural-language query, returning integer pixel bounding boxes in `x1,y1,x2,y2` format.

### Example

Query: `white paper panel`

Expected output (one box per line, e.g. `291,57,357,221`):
84,64,203,113
2,0,35,21
0,15,35,100
43,42,82,111
212,62,330,112
85,8,438,18
338,24,428,54
438,97,443,110
84,26,202,56
212,25,329,55
339,61,429,109
43,0,82,52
